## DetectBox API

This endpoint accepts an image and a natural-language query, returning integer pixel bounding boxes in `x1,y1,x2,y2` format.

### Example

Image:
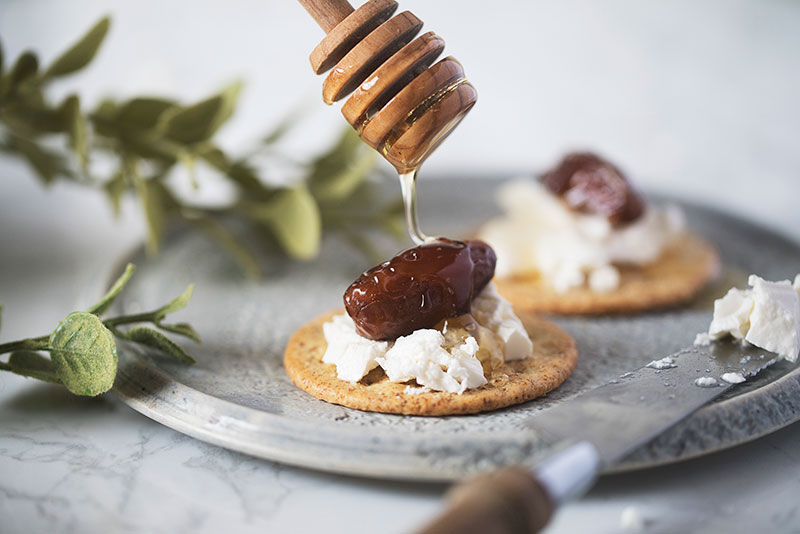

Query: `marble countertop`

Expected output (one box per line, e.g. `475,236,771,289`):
2,1,800,532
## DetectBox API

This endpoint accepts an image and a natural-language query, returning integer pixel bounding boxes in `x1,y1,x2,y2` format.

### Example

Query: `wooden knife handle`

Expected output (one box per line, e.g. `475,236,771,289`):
415,467,555,534
416,442,601,534
297,0,355,33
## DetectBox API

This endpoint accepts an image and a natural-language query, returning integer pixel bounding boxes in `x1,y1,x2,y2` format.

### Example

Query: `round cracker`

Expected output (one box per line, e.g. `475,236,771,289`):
494,232,720,315
283,310,578,416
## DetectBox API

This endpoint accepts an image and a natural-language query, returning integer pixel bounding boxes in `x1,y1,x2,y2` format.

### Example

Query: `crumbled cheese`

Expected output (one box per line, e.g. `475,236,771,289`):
477,180,684,293
321,283,533,393
694,332,712,346
646,356,676,370
694,376,719,388
321,314,386,382
620,506,645,531
697,274,800,362
721,372,746,384
469,283,533,360
377,331,486,394
403,385,431,395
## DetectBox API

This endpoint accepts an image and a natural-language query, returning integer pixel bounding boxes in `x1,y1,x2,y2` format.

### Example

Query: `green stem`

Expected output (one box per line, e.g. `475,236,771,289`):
0,336,51,355
103,313,154,327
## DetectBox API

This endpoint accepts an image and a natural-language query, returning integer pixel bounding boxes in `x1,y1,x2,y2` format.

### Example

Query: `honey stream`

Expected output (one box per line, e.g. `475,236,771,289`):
399,168,428,245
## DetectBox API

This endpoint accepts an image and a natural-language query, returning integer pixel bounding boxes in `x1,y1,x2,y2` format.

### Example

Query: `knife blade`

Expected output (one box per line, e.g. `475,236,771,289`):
416,340,783,534
528,339,780,468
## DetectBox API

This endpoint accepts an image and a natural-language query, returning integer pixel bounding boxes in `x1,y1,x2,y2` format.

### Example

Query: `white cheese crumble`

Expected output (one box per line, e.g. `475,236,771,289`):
377,331,486,394
646,356,676,370
477,180,684,293
695,274,800,362
721,372,746,384
694,376,719,388
620,506,645,531
321,283,533,394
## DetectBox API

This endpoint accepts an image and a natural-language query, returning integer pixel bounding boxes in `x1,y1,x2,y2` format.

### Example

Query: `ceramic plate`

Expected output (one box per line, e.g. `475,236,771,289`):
111,177,800,481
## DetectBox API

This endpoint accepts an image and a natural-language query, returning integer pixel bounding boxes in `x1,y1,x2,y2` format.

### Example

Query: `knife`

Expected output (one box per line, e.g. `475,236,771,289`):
416,340,783,534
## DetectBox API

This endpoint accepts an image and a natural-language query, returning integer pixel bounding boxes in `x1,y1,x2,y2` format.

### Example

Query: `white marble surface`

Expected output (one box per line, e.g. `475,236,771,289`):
2,1,800,533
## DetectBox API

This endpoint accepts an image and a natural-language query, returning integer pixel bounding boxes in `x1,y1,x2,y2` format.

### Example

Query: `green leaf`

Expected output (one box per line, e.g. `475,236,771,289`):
261,110,300,146
61,95,88,171
1,134,68,185
7,51,39,91
116,97,177,130
119,132,183,162
153,284,194,321
44,17,110,79
88,263,135,315
105,169,127,216
122,326,195,364
190,215,261,279
154,322,201,344
160,82,242,145
49,311,117,396
307,127,376,202
199,146,273,200
7,351,61,384
246,186,321,260
1,99,68,136
133,174,174,253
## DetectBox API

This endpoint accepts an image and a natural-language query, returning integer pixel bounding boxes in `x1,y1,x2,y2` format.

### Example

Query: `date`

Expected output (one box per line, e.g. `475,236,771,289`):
343,239,496,340
540,152,645,226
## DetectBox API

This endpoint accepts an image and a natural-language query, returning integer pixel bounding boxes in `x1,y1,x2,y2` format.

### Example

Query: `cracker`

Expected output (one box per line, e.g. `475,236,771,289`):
494,232,720,315
284,310,578,416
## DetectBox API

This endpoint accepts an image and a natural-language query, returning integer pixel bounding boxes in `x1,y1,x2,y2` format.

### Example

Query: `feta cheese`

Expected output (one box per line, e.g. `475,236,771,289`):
708,288,754,341
620,506,645,531
646,356,676,369
477,180,684,293
321,314,386,382
694,376,719,388
745,275,800,362
694,332,712,346
377,331,486,394
470,283,533,361
698,274,800,362
320,283,533,393
721,372,746,384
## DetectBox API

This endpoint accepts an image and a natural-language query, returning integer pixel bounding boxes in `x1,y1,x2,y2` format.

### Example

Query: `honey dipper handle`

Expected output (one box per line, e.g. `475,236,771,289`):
297,0,354,33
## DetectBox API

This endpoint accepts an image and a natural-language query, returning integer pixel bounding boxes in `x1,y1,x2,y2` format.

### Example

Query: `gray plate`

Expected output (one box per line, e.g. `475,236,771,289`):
111,177,800,481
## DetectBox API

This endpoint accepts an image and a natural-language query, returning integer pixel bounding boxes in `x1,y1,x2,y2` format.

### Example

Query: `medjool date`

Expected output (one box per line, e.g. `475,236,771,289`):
540,152,645,226
343,239,496,340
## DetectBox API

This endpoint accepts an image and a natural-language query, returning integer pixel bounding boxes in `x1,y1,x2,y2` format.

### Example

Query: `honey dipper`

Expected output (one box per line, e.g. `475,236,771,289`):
297,0,477,174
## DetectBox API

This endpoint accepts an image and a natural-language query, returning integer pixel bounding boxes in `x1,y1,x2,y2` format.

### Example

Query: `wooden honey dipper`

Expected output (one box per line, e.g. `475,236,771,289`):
297,0,477,174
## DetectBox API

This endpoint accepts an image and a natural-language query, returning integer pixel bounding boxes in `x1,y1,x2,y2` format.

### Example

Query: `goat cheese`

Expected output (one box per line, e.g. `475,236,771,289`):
478,180,683,293
698,274,800,362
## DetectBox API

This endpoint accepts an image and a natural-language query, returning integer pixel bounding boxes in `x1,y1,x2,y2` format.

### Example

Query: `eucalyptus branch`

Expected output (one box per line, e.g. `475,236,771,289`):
0,264,199,396
0,16,405,278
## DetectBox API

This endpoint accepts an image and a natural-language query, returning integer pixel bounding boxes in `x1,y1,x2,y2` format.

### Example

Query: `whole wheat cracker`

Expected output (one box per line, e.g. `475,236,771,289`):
493,232,719,315
284,310,578,416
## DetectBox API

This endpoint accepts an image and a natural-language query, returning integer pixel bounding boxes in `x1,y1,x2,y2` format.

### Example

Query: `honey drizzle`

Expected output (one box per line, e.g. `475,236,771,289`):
399,168,428,244
391,76,469,245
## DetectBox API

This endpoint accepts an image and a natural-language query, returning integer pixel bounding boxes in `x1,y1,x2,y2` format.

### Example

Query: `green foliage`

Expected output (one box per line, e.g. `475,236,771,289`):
0,16,404,278
43,17,110,79
50,312,118,396
0,263,199,396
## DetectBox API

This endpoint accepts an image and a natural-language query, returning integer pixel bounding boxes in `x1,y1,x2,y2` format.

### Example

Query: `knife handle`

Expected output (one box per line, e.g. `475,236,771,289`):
415,442,600,534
